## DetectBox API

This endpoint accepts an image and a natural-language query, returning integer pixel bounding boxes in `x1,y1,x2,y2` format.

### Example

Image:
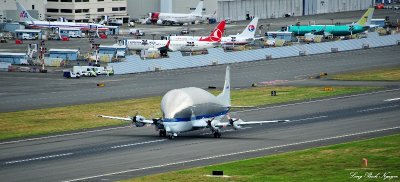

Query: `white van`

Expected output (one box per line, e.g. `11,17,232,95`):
22,33,34,40
68,31,81,38
129,29,145,36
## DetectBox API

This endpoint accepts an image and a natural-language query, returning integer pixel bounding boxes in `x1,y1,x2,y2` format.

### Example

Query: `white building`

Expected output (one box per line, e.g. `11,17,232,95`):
160,0,217,15
0,0,47,21
126,0,217,20
126,0,159,20
45,0,128,23
217,0,373,21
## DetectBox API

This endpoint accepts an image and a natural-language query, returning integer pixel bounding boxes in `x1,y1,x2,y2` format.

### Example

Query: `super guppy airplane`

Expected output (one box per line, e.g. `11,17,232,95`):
286,7,375,36
99,66,288,139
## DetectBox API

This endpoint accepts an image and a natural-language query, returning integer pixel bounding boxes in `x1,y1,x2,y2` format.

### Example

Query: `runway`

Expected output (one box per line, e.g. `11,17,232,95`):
0,88,399,182
0,45,399,112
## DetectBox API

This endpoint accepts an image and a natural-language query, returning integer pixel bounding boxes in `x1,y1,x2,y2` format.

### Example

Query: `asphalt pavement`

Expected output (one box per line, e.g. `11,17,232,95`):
0,45,399,112
0,9,399,181
0,88,399,181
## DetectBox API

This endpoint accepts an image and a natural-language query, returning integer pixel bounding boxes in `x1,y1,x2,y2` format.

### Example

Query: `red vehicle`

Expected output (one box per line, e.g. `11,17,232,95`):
375,3,384,9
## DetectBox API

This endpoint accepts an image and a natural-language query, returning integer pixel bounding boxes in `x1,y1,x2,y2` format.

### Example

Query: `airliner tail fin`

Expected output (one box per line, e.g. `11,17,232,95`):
16,1,37,22
356,8,374,26
217,66,231,107
190,1,204,16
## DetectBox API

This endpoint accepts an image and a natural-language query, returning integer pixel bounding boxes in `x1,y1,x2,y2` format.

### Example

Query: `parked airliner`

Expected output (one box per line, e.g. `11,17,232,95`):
150,0,204,25
99,66,288,139
123,20,225,52
169,17,259,46
285,8,374,36
16,1,116,31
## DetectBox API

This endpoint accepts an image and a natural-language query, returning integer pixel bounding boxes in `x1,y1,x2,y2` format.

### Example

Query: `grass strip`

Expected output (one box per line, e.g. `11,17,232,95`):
124,134,400,182
330,67,400,81
0,86,378,140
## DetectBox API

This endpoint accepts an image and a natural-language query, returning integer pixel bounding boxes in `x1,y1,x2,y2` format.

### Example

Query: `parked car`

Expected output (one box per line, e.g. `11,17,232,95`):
129,29,145,36
180,28,189,35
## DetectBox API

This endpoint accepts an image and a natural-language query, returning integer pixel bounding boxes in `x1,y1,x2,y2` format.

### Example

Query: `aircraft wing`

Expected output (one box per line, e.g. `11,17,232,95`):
215,119,289,127
191,118,289,129
192,118,211,128
97,115,154,124
231,120,289,125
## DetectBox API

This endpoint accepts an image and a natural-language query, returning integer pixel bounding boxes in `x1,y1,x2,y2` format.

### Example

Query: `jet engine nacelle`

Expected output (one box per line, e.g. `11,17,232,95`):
157,19,163,25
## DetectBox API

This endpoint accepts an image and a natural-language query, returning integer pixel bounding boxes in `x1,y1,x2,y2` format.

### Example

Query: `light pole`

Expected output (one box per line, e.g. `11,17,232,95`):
142,40,148,59
191,30,195,39
151,34,156,49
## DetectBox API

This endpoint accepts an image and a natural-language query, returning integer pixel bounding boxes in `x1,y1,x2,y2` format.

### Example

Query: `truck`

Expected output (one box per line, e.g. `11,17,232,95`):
22,33,34,40
63,70,81,78
72,66,97,77
72,66,113,76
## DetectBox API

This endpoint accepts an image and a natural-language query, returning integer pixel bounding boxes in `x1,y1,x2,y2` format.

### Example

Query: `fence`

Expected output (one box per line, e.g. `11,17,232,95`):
109,33,400,75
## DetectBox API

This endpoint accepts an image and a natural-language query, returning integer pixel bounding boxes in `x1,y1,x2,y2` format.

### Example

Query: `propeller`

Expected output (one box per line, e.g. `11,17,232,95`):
205,117,218,132
129,112,145,127
227,113,242,130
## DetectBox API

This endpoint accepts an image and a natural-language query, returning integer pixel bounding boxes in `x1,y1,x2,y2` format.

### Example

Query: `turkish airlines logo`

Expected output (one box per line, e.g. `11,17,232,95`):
248,25,255,32
209,29,222,42
19,11,28,18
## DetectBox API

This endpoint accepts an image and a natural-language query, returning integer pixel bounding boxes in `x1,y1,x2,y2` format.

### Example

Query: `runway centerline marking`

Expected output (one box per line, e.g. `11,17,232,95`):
4,153,73,165
357,105,399,113
63,126,400,182
111,139,167,149
384,98,400,102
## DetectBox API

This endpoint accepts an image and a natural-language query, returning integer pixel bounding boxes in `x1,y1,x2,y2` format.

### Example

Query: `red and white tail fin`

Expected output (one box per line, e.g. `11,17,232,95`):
199,20,226,42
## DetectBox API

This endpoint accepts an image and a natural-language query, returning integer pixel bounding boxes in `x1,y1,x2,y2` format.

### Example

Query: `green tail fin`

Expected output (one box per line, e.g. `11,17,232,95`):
356,8,374,26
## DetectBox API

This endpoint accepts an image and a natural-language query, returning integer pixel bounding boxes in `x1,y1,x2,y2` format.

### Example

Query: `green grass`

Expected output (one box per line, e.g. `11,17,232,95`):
330,67,400,81
124,134,400,182
0,86,379,141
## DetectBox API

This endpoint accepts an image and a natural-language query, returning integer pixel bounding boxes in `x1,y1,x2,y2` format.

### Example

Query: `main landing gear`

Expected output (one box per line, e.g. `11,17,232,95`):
213,130,221,138
159,130,167,137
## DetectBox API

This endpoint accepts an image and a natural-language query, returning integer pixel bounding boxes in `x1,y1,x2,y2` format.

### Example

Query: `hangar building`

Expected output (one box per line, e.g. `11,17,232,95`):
126,0,373,21
217,0,374,21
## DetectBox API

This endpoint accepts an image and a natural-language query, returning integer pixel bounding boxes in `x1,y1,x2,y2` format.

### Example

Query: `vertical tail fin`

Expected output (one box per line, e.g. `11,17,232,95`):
217,66,231,107
238,17,259,37
356,8,374,26
199,20,226,42
16,1,37,22
190,0,204,16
